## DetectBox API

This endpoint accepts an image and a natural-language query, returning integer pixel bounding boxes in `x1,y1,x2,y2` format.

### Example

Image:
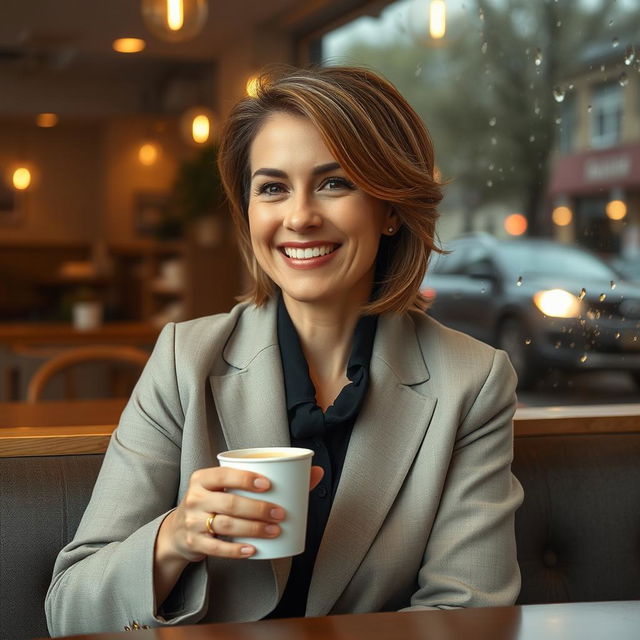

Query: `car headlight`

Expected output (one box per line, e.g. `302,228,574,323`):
533,289,581,318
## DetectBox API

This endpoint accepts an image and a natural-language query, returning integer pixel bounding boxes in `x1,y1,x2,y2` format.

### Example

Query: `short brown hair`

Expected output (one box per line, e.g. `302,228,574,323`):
217,65,443,314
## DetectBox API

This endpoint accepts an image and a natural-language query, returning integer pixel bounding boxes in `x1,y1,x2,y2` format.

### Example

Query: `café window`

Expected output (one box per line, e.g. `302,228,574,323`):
590,82,622,149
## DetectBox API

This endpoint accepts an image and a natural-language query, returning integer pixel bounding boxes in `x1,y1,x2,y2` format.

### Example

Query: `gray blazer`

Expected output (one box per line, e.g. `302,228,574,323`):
46,300,523,636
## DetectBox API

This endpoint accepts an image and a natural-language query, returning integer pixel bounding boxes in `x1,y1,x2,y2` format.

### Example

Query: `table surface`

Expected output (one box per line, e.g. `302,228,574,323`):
41,601,640,640
0,399,126,456
0,322,159,347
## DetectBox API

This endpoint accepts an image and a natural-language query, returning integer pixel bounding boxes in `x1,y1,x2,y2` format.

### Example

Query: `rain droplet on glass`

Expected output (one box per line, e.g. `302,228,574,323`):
599,293,606,302
610,281,617,290
553,86,565,102
491,136,497,146
587,104,592,113
624,47,636,66
489,163,495,171
600,63,606,72
554,342,561,349
578,288,586,300
489,116,497,126
608,19,614,27
529,134,536,142
481,41,488,54
479,8,485,20
516,276,523,286
534,49,543,66
525,338,532,345
486,179,493,187
615,332,621,339
534,105,541,115
414,63,423,77
556,20,562,27
612,36,619,48
555,117,562,125
579,354,588,363
619,72,629,87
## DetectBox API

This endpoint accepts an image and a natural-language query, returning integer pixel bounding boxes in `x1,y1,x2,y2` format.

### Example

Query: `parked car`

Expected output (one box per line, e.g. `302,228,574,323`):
421,233,640,388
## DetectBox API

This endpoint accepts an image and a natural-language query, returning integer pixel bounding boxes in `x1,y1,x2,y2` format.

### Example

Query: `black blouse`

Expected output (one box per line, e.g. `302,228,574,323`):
266,296,378,619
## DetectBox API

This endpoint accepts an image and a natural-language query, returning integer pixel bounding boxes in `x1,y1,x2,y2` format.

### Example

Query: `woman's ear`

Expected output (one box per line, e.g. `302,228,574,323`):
382,207,400,236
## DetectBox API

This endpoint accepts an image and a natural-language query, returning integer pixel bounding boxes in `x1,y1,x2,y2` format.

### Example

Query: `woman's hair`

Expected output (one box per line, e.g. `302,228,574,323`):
217,65,444,314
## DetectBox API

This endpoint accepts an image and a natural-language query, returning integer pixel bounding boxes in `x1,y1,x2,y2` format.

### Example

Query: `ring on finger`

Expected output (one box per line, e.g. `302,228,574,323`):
205,513,217,536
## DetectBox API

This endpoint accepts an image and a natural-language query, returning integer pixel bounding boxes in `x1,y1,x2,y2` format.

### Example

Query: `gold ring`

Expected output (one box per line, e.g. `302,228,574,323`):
205,513,217,536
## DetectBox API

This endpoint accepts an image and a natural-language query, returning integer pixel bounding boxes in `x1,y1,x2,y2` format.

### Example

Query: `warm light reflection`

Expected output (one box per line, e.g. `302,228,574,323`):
139,142,160,166
552,205,573,226
12,167,32,190
246,75,259,98
534,289,581,318
430,0,446,39
605,199,627,220
36,113,59,128
192,114,210,144
504,213,527,236
167,0,184,31
113,38,146,53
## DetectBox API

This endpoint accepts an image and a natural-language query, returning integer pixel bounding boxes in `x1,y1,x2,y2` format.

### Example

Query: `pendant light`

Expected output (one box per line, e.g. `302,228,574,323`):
141,0,208,43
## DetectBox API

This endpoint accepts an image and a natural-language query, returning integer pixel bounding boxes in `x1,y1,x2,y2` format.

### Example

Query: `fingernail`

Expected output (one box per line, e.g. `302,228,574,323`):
240,546,254,556
265,524,279,535
253,478,270,489
270,508,285,520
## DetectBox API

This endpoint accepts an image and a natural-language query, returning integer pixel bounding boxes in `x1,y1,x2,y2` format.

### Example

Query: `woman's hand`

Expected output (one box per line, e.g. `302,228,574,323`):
157,465,324,563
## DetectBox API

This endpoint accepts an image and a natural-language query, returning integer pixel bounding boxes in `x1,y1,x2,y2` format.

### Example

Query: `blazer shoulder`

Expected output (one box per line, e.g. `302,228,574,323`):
408,311,513,394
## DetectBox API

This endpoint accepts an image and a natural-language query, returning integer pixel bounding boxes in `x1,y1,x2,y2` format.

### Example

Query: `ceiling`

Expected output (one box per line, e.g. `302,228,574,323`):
0,0,382,119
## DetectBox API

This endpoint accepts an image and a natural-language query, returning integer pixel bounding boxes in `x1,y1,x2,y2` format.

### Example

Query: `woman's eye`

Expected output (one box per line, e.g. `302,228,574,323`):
323,177,355,191
255,182,286,196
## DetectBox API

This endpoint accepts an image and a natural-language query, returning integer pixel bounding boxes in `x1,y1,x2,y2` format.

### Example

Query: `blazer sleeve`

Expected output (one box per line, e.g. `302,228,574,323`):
402,349,524,610
45,323,210,636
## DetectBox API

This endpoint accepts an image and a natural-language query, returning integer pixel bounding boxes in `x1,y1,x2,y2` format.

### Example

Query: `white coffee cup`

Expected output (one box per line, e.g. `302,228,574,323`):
216,447,314,560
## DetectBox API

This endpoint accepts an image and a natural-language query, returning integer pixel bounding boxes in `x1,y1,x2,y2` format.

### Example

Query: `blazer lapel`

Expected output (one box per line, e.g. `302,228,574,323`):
306,312,437,616
208,299,292,612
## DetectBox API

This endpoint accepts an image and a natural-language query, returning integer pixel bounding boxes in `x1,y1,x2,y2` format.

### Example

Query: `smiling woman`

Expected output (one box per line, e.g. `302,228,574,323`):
45,66,524,635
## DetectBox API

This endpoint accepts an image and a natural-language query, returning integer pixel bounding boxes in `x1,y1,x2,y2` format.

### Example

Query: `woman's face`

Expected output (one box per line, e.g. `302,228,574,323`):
247,112,396,311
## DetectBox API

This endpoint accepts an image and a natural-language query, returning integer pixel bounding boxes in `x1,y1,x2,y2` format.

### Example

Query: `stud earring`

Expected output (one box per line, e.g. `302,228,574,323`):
387,226,395,234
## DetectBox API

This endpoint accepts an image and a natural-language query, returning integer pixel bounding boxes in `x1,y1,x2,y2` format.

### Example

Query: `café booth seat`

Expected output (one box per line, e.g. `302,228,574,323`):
1,432,640,639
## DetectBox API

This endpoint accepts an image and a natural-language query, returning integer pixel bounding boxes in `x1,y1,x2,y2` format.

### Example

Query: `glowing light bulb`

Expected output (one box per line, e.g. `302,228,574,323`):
606,199,627,221
504,213,527,236
552,205,573,226
12,167,32,190
192,114,210,144
139,142,160,166
246,75,259,98
167,0,184,31
430,0,446,39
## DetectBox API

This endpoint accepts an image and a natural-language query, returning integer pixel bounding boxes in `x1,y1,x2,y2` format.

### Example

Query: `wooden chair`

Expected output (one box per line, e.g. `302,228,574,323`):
26,345,149,402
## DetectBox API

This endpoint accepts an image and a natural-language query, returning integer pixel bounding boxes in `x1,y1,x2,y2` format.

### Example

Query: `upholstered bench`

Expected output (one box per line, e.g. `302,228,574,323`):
2,431,639,639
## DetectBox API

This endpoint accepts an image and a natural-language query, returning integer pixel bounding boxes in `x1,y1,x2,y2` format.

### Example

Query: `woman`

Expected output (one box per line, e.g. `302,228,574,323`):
46,66,523,635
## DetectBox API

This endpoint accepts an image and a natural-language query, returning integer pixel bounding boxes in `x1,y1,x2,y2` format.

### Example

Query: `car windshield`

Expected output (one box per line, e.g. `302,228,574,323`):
498,243,616,280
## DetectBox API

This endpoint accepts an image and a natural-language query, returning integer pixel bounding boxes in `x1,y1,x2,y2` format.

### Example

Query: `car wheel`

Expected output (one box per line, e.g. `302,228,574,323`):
497,317,537,389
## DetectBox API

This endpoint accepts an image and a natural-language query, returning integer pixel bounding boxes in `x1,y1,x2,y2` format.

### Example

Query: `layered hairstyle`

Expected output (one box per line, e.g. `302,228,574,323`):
217,65,443,314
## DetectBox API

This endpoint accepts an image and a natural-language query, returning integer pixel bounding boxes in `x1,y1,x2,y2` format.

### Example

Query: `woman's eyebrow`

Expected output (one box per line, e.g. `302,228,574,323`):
251,162,341,180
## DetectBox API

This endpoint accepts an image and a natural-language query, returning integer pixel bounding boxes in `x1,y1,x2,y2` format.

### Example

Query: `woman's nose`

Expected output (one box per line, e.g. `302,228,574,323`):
283,195,321,231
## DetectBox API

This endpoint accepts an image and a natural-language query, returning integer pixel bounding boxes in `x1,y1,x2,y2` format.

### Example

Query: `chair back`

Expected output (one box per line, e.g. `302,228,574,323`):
26,345,149,402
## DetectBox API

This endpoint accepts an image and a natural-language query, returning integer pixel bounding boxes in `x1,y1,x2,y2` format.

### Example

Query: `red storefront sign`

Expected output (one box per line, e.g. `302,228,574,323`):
548,142,640,197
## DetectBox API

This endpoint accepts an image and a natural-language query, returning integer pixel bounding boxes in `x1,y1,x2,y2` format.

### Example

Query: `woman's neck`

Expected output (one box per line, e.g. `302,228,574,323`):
282,294,363,409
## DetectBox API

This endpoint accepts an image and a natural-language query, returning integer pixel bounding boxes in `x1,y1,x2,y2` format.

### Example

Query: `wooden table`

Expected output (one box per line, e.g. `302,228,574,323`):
42,601,640,640
0,398,126,457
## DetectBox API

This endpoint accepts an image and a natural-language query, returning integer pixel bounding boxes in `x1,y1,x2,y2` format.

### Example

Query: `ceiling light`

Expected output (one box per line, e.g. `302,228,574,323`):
12,167,32,191
113,38,146,53
429,0,446,39
141,0,208,43
180,107,215,145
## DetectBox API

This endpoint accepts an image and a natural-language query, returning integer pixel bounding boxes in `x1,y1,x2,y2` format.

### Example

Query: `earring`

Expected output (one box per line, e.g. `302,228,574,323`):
387,226,395,234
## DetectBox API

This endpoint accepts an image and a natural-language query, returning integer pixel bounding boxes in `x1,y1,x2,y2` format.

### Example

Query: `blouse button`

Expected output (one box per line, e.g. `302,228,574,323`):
317,485,328,498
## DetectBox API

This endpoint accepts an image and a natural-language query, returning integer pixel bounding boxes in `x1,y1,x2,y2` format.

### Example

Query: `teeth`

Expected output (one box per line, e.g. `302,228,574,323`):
283,245,336,259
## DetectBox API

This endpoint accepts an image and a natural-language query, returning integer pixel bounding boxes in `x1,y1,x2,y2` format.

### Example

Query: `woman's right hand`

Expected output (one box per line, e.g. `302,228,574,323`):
156,464,324,563
158,466,286,563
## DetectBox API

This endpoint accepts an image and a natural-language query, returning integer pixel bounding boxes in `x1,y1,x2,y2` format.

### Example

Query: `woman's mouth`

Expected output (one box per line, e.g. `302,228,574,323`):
279,243,340,268
282,244,337,259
